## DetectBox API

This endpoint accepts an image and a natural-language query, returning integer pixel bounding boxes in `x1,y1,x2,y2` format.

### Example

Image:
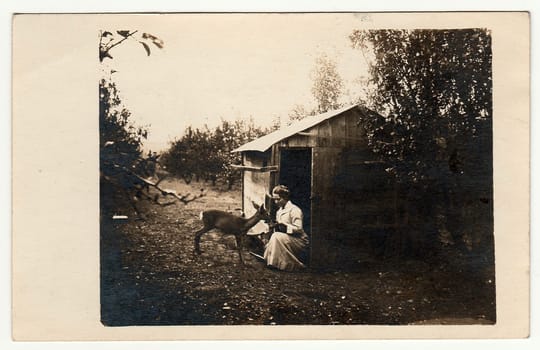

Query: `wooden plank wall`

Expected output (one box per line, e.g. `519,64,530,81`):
242,152,272,234
282,108,366,149
310,146,342,267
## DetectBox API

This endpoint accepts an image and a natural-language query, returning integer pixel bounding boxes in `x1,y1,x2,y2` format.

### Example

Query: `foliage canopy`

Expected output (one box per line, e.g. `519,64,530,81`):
311,54,344,114
161,119,271,189
350,29,492,187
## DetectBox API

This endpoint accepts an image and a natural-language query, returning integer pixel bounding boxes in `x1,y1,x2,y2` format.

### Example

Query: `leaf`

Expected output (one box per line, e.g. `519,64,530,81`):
102,31,113,37
117,30,131,38
152,38,164,49
142,33,164,49
140,42,151,56
99,49,113,62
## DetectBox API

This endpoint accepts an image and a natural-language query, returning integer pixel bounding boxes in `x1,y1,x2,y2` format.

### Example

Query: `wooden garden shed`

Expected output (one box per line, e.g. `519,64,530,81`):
232,104,397,268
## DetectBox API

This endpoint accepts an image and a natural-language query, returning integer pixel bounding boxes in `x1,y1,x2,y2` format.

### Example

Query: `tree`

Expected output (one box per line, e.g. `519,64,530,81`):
287,104,318,125
215,118,269,189
100,30,202,219
349,29,492,185
100,78,147,179
310,54,344,113
270,114,283,130
161,126,212,184
350,29,493,253
162,118,270,189
285,54,344,125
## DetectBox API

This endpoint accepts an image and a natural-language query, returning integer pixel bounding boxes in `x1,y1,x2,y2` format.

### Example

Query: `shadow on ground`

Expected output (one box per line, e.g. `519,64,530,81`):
101,180,495,326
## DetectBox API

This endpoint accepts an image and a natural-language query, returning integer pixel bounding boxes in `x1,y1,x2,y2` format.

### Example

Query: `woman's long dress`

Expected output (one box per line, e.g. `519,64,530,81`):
264,201,309,271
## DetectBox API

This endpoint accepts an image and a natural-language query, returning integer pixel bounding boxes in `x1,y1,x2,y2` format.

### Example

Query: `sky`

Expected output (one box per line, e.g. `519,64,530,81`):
101,13,371,151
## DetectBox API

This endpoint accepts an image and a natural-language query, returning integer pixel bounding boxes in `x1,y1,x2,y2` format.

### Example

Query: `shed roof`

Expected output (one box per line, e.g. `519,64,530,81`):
232,104,358,153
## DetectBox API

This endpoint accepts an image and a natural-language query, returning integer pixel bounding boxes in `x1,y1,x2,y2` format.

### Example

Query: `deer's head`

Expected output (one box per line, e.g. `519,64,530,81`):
251,201,271,222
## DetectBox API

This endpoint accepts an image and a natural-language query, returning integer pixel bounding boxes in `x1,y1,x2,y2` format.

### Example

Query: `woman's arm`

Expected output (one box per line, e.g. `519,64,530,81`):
282,206,304,235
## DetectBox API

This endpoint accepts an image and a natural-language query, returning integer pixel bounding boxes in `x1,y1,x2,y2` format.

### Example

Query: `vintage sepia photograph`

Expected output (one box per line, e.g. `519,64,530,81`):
98,14,496,326
10,8,533,342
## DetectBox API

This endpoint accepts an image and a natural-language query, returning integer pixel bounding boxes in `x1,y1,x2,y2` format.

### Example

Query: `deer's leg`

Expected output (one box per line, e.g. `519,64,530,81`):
194,227,211,254
234,235,245,265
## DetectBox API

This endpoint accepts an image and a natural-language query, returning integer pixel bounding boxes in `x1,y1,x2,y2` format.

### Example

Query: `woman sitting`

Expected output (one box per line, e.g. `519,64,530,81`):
264,185,309,271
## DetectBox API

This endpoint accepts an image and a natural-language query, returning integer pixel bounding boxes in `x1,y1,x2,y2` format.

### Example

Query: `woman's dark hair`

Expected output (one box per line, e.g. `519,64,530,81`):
272,185,290,200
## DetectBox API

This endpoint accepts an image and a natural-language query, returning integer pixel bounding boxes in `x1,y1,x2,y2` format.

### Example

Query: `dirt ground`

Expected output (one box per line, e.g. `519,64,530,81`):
100,178,496,326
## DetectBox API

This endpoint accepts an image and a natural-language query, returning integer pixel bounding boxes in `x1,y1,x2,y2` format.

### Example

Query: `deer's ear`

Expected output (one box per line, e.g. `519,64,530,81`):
252,201,260,209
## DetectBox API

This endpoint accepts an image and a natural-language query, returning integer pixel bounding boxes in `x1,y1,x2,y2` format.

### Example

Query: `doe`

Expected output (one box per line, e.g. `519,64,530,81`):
194,201,269,264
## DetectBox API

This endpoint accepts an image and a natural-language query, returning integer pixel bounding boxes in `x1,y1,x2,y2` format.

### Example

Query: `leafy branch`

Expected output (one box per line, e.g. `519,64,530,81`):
99,30,164,62
99,31,205,219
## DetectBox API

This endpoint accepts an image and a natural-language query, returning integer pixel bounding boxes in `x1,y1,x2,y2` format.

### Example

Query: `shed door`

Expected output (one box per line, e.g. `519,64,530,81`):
278,149,312,235
311,147,341,268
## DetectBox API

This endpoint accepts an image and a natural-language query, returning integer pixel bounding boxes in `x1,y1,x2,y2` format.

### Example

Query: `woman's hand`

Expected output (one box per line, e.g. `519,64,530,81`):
275,223,287,232
269,222,287,232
